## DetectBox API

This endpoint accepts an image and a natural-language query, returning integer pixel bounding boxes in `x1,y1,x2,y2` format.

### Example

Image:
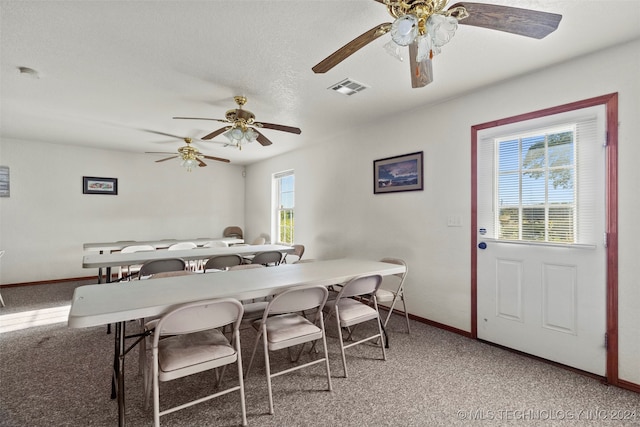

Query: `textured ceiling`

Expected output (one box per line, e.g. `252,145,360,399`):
2,0,639,165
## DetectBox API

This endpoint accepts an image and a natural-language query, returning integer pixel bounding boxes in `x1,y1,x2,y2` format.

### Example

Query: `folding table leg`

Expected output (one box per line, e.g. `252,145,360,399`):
111,321,127,426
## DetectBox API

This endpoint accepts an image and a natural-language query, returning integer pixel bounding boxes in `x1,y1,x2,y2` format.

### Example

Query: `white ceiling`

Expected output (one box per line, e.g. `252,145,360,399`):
2,0,639,166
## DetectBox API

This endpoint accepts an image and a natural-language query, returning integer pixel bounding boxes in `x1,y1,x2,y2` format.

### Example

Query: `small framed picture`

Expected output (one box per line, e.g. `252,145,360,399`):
373,151,424,194
83,176,118,195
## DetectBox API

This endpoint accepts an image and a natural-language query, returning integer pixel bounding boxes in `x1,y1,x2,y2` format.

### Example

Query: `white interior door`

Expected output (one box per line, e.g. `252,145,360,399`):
476,105,607,375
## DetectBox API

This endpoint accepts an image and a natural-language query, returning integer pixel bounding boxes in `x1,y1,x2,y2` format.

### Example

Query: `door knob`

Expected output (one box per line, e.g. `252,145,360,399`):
478,242,487,250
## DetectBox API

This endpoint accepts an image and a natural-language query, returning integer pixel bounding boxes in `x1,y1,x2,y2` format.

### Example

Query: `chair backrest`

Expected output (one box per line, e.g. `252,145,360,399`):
154,298,244,338
293,244,305,259
204,254,243,271
264,285,329,317
250,251,283,266
203,240,229,248
223,226,243,239
379,257,407,289
250,237,266,245
228,264,265,271
121,244,155,254
149,270,195,279
336,274,383,299
138,258,186,278
168,241,197,251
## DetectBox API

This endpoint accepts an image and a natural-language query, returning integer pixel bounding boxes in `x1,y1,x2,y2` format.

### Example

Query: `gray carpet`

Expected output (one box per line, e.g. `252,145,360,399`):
0,281,638,426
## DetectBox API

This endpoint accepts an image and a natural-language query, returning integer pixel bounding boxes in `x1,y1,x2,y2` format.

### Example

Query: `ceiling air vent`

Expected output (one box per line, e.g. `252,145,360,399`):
328,78,369,96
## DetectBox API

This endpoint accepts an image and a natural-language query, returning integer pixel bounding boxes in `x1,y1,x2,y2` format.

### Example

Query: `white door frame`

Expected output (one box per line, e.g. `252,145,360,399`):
470,93,619,384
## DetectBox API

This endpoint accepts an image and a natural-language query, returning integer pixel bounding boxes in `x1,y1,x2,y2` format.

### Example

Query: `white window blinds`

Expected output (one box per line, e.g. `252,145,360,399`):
477,105,604,245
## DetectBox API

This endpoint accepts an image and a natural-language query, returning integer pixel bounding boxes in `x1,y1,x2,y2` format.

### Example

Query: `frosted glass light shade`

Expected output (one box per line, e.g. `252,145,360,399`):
390,14,418,46
245,127,257,142
426,14,458,47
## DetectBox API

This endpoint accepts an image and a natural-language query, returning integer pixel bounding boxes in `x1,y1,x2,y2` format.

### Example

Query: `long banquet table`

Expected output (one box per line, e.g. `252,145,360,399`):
82,244,294,270
83,244,293,284
83,237,245,283
82,237,244,252
68,258,406,426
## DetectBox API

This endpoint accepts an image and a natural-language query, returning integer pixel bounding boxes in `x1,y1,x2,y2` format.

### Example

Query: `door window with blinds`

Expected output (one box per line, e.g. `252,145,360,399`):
477,105,604,246
273,170,294,245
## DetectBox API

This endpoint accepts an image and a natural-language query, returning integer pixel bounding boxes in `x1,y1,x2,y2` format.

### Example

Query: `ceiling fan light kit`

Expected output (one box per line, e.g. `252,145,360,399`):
144,135,231,171
173,95,302,153
312,0,562,88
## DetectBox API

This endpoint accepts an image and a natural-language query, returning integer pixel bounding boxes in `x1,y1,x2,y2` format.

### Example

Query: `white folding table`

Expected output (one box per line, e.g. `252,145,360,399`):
83,237,245,283
83,244,294,283
82,237,244,252
68,258,406,426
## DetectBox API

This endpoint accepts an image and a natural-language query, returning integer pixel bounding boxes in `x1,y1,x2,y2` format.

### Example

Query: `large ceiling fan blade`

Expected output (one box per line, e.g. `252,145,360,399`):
154,156,179,163
146,151,177,154
449,2,562,39
312,23,392,73
408,41,434,88
173,117,228,123
139,128,185,140
201,126,231,140
254,129,273,146
254,122,302,135
201,155,231,163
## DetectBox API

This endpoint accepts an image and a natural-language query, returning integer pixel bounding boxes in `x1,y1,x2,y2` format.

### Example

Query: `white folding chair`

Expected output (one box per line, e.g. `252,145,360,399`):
167,241,198,270
137,258,186,279
323,274,386,378
249,250,283,266
147,298,247,427
245,285,332,415
203,254,244,272
117,245,155,280
376,258,410,333
283,244,305,264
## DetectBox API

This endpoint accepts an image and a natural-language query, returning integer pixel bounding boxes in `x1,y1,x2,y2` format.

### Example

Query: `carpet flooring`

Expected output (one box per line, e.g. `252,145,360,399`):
0,281,638,426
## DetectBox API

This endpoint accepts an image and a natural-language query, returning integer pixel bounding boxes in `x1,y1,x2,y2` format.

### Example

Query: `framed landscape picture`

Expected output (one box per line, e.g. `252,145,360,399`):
373,151,423,194
83,176,118,195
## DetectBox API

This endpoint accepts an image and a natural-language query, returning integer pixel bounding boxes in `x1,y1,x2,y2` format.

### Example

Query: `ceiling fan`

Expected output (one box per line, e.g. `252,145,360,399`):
173,96,302,149
312,1,562,88
144,130,230,172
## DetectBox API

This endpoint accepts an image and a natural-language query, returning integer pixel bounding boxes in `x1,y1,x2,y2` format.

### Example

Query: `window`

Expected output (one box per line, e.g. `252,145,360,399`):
477,105,604,246
273,170,294,245
496,125,576,243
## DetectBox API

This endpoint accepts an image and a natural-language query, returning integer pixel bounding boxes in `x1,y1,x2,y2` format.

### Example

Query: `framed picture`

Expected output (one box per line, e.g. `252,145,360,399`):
83,176,118,195
373,151,423,194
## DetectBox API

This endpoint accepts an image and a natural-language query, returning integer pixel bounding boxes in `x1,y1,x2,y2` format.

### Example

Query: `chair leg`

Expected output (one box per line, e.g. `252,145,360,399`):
319,314,333,391
383,293,411,334
262,325,275,415
234,332,248,426
335,312,348,378
375,315,387,362
152,349,161,427
216,365,228,388
401,295,411,334
245,329,263,379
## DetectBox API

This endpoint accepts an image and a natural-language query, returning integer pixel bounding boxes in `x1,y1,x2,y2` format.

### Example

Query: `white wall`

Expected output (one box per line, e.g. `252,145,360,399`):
0,139,245,284
244,39,640,385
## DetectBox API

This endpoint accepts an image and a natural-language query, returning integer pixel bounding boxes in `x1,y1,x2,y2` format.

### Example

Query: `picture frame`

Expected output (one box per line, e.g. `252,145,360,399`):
373,151,423,194
83,176,118,195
